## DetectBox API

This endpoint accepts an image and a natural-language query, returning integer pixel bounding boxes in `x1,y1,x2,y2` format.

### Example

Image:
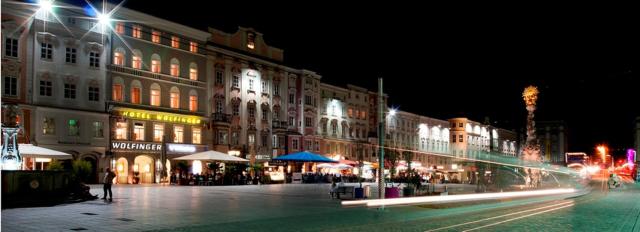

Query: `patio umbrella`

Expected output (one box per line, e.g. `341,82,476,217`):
173,150,249,163
1,144,73,159
317,163,334,168
272,151,337,163
333,163,353,169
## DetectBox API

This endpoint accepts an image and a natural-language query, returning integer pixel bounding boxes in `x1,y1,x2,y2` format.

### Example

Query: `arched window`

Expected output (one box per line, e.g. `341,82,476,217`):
112,76,124,101
130,80,142,104
150,83,161,106
131,49,142,69
170,58,180,77
170,87,180,109
189,90,198,112
189,62,198,80
113,48,125,66
151,54,161,73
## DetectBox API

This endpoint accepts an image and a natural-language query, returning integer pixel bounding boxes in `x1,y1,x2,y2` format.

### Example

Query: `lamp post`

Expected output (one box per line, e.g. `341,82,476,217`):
377,78,385,200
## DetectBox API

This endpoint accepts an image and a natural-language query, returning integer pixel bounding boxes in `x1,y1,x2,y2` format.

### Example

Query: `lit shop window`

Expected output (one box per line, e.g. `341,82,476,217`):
68,119,79,136
189,67,198,80
151,59,161,73
150,89,161,106
43,118,55,135
170,92,180,109
153,124,164,142
113,52,124,66
192,127,201,144
170,63,180,76
115,122,127,140
132,55,142,69
93,121,103,138
133,122,144,141
173,125,184,143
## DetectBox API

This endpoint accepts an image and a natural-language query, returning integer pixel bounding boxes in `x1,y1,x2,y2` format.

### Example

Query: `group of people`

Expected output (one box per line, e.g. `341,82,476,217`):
301,173,366,184
170,172,259,186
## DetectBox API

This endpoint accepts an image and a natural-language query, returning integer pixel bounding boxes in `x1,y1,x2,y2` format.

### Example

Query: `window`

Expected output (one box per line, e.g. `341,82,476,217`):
261,135,268,147
314,141,320,151
173,125,184,143
215,71,223,85
112,84,123,101
458,123,463,127
459,134,463,143
262,108,268,120
43,118,55,135
218,131,228,145
88,87,99,101
231,131,239,145
292,139,299,150
273,109,280,120
113,52,124,66
305,95,312,105
288,116,294,127
131,87,141,104
232,75,240,88
190,42,198,53
355,110,359,119
248,79,254,90
151,30,161,43
64,84,76,99
332,123,337,135
170,92,180,108
189,68,198,80
170,63,179,76
5,38,18,57
192,127,201,144
132,25,141,38
289,93,294,104
361,111,366,119
305,117,312,128
153,124,164,142
189,95,198,112
151,59,161,73
65,47,76,63
132,55,141,69
151,89,161,106
215,100,223,113
273,84,279,96
133,122,144,141
305,140,312,150
115,22,124,34
232,104,240,116
272,135,278,148
68,119,79,136
248,106,255,118
171,36,180,48
3,76,17,96
261,81,267,93
247,32,255,49
115,122,127,140
40,43,52,60
89,52,100,68
248,134,255,146
348,108,353,118
92,122,103,138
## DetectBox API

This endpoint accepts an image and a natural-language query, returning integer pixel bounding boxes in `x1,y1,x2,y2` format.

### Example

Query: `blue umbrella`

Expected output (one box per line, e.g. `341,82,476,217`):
272,151,338,163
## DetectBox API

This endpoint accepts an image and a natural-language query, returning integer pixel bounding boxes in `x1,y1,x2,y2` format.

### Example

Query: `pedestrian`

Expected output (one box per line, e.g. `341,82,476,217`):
103,167,116,201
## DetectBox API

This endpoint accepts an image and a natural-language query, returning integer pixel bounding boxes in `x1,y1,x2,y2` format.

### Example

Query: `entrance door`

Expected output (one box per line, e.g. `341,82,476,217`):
134,155,155,184
83,156,98,184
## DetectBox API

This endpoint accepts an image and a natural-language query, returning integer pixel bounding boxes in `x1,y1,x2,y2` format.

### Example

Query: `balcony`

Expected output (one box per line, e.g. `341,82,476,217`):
108,64,206,89
211,112,231,124
272,120,288,130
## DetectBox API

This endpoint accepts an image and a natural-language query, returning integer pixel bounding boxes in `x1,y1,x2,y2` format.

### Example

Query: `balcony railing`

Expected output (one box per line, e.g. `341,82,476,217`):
211,112,231,123
272,120,288,129
108,64,206,88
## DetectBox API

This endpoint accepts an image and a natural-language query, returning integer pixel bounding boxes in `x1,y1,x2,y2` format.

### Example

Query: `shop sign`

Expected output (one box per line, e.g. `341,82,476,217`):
120,110,201,125
167,144,196,153
111,141,162,152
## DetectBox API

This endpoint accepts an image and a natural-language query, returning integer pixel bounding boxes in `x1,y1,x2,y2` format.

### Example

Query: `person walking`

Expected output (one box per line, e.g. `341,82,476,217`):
103,167,116,201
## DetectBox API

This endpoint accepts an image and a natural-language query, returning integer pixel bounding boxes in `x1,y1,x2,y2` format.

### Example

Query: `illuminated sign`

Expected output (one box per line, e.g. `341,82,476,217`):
112,142,162,152
167,144,196,153
120,111,201,125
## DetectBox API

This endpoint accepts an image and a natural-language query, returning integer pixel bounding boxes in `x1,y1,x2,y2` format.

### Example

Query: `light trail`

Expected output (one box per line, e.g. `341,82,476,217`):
424,201,574,232
460,203,575,231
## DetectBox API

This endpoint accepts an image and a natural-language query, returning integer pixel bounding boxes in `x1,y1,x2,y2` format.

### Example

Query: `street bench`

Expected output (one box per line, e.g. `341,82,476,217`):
330,186,354,199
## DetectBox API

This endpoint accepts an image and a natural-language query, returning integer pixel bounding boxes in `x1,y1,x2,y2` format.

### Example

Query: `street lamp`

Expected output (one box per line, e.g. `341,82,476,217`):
38,0,53,12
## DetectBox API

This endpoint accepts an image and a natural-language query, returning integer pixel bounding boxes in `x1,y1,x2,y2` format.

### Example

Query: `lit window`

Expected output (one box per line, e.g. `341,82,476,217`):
68,119,79,136
133,122,144,141
170,64,179,76
150,89,161,106
113,52,124,66
132,25,142,38
132,55,142,69
112,84,123,101
115,122,127,140
247,32,255,49
131,87,141,104
89,52,100,68
40,43,52,60
43,118,55,135
170,92,180,108
153,124,164,142
92,121,103,138
248,134,255,145
151,59,161,73
192,127,201,144
173,125,184,143
65,47,76,63
5,38,18,57
88,87,99,101
171,36,180,48
219,131,228,145
115,23,124,34
151,30,161,43
189,95,198,112
190,42,198,53
189,67,198,80
361,111,366,119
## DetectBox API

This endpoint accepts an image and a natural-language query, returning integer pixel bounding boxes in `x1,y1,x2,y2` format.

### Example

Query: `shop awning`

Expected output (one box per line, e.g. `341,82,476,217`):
173,150,249,163
272,151,338,163
1,144,73,159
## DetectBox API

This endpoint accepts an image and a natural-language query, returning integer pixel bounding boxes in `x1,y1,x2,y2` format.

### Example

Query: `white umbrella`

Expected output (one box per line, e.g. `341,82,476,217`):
173,150,249,163
1,144,73,159
317,163,334,168
333,163,353,169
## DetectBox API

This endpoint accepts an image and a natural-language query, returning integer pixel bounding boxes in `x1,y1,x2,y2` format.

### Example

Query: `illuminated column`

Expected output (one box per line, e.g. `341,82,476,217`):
521,86,540,162
1,104,22,170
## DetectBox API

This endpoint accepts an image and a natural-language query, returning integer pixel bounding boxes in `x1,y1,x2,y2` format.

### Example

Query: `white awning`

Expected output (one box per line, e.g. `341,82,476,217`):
1,144,73,159
173,150,249,163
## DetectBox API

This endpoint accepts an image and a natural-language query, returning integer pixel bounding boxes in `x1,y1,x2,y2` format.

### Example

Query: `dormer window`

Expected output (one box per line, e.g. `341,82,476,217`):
247,32,255,49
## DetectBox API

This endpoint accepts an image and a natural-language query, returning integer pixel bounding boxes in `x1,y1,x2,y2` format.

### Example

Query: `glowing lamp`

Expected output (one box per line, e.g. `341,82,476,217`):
39,0,53,12
97,13,111,26
144,164,150,173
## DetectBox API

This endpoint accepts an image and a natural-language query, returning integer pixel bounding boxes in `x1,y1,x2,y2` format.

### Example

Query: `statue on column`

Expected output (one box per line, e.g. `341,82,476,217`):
521,86,541,187
1,104,22,170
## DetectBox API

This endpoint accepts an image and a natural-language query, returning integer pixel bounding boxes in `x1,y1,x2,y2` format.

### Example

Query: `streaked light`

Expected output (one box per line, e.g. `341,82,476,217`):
97,12,111,26
39,0,53,12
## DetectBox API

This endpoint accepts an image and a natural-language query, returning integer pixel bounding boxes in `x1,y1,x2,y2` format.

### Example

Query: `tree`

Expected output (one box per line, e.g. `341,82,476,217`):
72,159,92,183
47,160,65,171
385,148,400,180
402,150,414,176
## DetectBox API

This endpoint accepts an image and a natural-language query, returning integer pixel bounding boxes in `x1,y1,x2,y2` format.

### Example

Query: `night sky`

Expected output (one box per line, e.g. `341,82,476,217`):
98,1,638,155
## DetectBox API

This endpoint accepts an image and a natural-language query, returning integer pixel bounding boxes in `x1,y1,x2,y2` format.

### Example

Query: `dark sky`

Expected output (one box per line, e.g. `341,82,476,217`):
99,1,638,154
